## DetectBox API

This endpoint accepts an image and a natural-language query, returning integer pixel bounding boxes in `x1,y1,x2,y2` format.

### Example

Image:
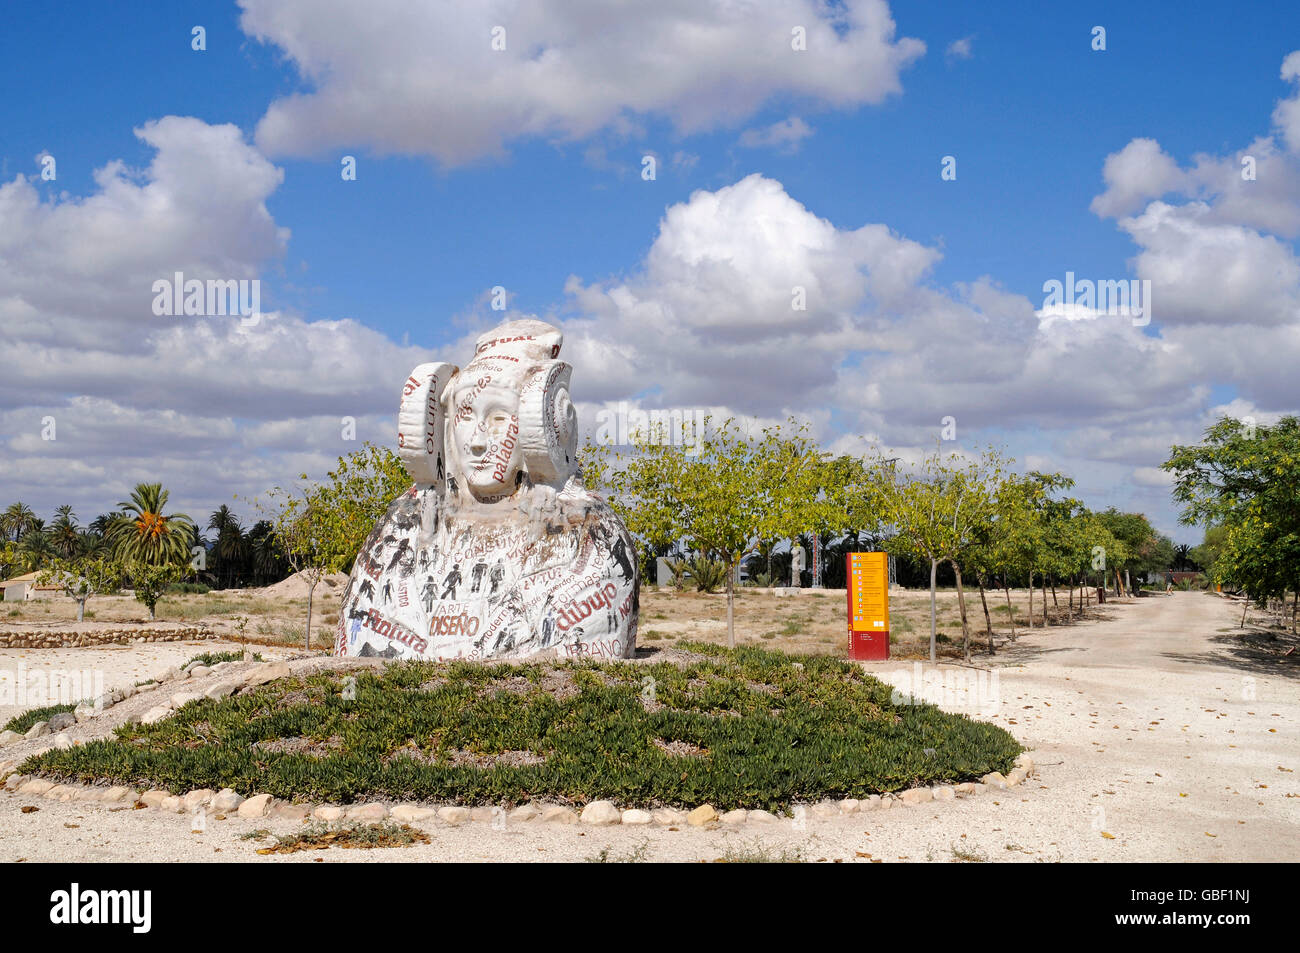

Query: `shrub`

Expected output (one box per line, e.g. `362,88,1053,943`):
22,642,1021,812
4,703,77,735
685,557,729,593
166,581,211,595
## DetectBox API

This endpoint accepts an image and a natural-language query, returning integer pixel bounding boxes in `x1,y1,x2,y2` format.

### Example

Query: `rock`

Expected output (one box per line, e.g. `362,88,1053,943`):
211,788,244,812
210,662,233,675
140,789,171,808
721,809,748,826
243,663,291,687
932,786,956,802
981,772,1009,790
863,795,883,811
438,806,470,824
5,774,27,791
313,805,345,822
189,665,212,679
47,712,76,732
811,801,839,818
748,809,779,823
73,705,96,724
838,798,860,814
275,804,313,821
44,784,73,800
1014,753,1034,774
0,730,21,746
24,721,48,739
899,788,933,806
953,783,977,796
1005,768,1027,787
652,808,686,826
348,803,389,821
183,789,214,811
687,805,719,828
507,804,541,823
204,680,240,701
53,732,73,750
470,806,500,823
160,796,184,813
391,805,437,823
102,786,134,803
539,805,577,824
170,692,202,709
621,809,653,825
581,800,622,826
237,793,273,818
140,706,173,725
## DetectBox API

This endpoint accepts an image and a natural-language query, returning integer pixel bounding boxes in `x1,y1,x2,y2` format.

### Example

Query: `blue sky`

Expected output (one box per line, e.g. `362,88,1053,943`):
3,0,1299,542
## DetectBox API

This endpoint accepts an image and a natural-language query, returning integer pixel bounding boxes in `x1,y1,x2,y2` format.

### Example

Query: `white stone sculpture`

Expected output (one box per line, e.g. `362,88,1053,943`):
790,542,806,588
335,319,638,661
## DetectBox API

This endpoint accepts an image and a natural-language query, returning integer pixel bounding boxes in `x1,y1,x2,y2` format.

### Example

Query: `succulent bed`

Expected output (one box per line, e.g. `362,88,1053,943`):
22,642,1021,812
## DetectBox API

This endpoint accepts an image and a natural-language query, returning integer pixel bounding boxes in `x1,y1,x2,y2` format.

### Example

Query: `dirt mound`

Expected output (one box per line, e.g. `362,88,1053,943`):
258,570,350,601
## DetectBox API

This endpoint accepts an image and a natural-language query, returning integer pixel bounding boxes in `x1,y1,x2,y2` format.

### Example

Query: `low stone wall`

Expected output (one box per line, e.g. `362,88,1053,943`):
0,627,216,649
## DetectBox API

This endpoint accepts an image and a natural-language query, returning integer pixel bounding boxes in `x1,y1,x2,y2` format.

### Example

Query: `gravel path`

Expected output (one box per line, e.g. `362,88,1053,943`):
0,593,1295,863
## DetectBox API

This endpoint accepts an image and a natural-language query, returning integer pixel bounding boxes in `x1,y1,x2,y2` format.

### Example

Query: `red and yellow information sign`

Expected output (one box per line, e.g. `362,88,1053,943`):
846,552,889,661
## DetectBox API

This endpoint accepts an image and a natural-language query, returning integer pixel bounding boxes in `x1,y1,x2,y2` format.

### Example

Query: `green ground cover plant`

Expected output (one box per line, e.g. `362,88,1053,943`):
22,641,1020,811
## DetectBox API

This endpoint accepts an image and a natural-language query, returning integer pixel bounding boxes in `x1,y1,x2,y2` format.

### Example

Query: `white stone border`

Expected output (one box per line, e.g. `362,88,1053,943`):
0,753,1035,831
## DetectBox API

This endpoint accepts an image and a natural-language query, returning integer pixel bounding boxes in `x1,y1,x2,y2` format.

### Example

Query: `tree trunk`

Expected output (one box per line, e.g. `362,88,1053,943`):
1003,584,1017,641
1050,577,1058,606
978,574,995,655
1027,571,1034,629
306,579,316,651
929,558,938,663
726,560,736,649
952,561,972,661
1241,597,1249,628
76,598,86,623
1042,576,1050,626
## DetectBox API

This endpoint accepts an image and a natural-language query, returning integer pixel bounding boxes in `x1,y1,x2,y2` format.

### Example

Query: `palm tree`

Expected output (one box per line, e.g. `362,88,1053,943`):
50,506,81,559
208,506,246,588
17,529,54,572
108,483,196,567
89,512,120,538
1,502,38,542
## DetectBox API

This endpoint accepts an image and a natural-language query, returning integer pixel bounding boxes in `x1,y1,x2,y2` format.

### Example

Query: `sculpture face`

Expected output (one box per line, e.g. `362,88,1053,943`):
451,379,523,499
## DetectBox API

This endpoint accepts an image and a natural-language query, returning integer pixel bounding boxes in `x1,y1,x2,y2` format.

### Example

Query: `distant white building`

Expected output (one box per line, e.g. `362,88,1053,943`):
1,571,61,602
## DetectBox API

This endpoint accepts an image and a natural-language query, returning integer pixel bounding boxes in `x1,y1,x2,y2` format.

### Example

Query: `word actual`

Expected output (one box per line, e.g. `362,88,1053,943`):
151,271,261,324
49,884,151,933
1041,271,1152,326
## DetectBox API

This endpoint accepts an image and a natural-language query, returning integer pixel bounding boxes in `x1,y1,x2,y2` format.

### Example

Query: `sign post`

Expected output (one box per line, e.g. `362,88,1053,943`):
846,552,889,661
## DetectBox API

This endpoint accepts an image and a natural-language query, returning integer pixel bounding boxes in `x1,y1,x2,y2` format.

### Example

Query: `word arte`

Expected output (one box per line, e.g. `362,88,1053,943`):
49,884,151,934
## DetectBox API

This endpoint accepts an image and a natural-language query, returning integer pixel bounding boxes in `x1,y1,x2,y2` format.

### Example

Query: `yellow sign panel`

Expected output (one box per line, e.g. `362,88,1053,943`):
847,552,889,632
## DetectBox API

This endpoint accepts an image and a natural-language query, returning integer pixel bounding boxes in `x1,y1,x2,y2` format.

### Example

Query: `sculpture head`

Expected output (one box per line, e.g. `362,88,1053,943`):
398,318,579,502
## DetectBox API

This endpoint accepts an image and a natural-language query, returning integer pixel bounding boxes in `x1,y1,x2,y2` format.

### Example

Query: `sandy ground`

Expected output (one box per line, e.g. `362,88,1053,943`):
0,640,251,728
0,591,1295,863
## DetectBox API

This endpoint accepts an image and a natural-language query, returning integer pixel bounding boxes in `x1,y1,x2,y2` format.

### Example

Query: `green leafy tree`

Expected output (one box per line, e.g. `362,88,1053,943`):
36,557,124,622
127,562,183,620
